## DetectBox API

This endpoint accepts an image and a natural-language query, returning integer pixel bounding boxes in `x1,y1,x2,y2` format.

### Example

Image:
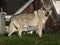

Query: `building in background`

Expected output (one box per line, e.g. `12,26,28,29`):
0,0,60,33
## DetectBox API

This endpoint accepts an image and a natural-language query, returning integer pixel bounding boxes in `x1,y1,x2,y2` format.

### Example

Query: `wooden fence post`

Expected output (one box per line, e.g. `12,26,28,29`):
0,13,6,34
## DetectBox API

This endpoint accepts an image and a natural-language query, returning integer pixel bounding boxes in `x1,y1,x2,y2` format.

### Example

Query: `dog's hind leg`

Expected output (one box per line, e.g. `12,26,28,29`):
18,26,23,37
18,21,24,37
8,21,17,36
8,25,17,36
18,30,22,37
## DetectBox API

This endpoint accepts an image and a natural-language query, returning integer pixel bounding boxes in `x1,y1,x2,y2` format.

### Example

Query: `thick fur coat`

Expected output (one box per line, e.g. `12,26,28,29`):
7,9,52,37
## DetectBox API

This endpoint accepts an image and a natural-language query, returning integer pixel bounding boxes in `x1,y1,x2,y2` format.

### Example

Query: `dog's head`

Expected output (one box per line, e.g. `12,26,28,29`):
41,4,52,17
41,0,52,17
41,8,52,18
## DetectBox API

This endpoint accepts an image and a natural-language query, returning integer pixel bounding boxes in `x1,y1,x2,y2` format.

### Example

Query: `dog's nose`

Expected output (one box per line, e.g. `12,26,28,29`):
45,11,49,16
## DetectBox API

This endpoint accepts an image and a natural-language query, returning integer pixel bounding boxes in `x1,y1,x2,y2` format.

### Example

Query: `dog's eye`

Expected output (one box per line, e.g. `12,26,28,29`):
42,7,46,10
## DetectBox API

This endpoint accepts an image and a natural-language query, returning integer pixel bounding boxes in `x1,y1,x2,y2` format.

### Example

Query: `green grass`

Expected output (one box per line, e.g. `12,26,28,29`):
0,33,60,45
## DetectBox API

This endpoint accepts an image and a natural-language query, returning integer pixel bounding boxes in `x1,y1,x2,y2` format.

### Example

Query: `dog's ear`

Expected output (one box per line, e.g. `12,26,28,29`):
41,0,45,4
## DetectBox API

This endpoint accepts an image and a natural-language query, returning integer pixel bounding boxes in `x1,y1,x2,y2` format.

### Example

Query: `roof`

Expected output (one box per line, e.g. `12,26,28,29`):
6,0,34,15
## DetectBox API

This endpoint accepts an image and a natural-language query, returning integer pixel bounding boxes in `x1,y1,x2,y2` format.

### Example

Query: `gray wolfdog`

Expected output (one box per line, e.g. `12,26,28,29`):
6,0,52,37
6,8,52,37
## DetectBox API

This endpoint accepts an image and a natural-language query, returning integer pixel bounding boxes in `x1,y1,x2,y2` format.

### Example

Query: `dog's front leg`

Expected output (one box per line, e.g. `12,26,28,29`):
38,25,43,37
37,19,43,37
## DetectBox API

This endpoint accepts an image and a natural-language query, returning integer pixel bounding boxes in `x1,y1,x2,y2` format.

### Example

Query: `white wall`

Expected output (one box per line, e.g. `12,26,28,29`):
53,0,60,14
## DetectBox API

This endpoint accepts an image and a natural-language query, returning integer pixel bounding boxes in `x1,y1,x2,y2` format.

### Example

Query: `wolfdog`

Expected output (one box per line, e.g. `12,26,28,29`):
6,0,52,37
6,8,52,37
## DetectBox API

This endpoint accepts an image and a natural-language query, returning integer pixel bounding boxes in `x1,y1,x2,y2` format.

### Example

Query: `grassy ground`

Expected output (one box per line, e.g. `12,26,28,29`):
0,33,60,45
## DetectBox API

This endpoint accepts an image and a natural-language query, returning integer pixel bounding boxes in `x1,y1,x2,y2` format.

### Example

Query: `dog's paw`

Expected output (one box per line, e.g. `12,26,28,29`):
8,34,11,36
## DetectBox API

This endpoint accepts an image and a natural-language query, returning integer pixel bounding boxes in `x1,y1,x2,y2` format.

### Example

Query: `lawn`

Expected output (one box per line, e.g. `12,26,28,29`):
0,33,60,45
